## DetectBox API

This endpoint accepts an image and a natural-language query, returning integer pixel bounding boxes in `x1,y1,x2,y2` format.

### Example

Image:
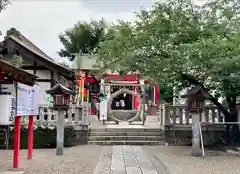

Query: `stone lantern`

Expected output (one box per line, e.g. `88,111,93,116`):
183,85,205,113
46,83,73,156
46,83,73,109
182,85,206,157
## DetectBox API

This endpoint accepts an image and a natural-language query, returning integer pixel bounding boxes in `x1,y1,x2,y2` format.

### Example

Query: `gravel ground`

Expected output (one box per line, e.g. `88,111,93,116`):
145,146,240,174
0,145,102,174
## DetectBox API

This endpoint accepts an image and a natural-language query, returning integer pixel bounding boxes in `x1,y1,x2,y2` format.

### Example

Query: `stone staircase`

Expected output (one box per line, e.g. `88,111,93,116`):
0,127,9,149
111,110,137,121
88,127,165,145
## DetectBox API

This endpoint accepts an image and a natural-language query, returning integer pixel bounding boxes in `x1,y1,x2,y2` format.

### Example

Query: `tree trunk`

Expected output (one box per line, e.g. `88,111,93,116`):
226,95,239,144
206,94,239,145
180,74,238,145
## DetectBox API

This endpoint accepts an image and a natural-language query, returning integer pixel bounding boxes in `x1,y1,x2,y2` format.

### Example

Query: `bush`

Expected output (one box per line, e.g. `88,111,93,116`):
9,125,76,149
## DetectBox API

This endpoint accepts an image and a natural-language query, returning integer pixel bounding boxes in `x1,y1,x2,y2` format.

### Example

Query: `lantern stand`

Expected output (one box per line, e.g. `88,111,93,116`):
46,83,74,156
182,85,206,157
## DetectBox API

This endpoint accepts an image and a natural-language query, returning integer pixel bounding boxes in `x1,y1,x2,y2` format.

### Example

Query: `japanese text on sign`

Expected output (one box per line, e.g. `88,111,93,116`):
16,83,40,116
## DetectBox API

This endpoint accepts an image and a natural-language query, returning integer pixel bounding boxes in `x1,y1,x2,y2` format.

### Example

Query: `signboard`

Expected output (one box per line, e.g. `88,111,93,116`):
99,100,108,121
1,84,16,121
16,83,40,116
44,94,51,104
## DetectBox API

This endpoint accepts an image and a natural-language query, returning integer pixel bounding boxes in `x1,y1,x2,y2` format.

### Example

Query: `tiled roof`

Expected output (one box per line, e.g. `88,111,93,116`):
5,28,53,61
3,28,72,73
0,59,37,86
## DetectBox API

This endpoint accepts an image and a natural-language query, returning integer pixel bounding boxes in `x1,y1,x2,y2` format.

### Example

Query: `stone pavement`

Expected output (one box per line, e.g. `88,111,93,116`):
0,145,166,174
2,145,240,174
94,145,167,174
0,145,102,174
146,146,240,174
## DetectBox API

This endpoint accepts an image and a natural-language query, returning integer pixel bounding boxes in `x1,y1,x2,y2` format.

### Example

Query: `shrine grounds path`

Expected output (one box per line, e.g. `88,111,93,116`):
1,145,240,174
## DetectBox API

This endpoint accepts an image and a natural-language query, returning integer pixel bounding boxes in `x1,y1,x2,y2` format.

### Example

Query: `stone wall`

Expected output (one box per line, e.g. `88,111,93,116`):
164,124,225,146
74,128,88,145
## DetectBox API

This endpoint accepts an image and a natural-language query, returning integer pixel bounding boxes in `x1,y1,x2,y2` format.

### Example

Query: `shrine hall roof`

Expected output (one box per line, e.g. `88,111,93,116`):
0,28,75,80
0,59,37,86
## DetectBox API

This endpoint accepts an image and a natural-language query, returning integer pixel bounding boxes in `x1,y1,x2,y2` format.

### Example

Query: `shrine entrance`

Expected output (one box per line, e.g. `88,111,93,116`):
111,86,133,110
108,88,143,122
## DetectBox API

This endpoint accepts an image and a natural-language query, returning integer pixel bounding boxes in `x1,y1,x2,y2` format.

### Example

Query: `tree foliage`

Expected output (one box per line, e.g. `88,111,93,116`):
0,0,10,38
58,19,106,61
12,54,23,68
0,0,9,13
97,0,240,142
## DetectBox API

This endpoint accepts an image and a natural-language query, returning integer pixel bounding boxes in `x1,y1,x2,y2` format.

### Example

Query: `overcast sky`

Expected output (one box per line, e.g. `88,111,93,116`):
0,0,204,63
0,0,154,63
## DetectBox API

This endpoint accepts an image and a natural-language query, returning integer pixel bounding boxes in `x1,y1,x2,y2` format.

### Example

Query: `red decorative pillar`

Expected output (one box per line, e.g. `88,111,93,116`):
134,87,139,110
13,116,21,168
27,116,34,159
153,85,159,105
148,85,159,115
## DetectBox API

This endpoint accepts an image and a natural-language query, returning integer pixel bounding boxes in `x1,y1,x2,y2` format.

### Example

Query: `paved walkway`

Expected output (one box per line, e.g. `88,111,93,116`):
94,145,166,174
0,145,167,174
146,146,240,174
2,145,240,173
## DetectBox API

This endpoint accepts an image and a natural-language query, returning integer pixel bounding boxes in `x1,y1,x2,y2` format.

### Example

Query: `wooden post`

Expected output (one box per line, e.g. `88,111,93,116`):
192,113,201,156
56,109,64,156
27,116,34,159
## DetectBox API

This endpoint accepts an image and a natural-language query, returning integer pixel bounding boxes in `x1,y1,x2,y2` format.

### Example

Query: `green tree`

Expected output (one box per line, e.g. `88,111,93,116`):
97,0,240,144
58,19,106,61
0,0,9,13
0,0,10,37
12,54,23,68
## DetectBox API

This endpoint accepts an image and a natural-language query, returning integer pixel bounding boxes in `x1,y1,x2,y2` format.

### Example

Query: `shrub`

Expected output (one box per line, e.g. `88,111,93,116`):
9,125,76,149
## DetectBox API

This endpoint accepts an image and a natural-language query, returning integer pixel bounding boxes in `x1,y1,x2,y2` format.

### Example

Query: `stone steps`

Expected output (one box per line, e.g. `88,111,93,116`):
88,127,165,146
88,140,165,145
89,135,164,141
0,132,5,147
0,128,8,149
89,128,162,132
89,131,163,136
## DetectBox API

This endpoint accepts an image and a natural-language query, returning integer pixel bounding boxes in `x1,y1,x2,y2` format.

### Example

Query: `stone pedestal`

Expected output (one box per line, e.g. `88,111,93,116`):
56,110,64,156
192,113,202,157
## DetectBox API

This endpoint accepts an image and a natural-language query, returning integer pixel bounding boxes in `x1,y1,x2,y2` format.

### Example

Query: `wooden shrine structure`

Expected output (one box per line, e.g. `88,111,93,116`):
75,71,159,115
0,59,37,86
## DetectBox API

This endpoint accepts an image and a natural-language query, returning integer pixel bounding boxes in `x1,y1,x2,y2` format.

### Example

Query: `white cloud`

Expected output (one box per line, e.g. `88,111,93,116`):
0,1,136,61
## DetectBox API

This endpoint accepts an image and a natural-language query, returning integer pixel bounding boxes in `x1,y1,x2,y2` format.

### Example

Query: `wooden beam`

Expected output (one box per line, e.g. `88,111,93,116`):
22,65,48,71
0,59,37,86
36,79,51,82
51,71,54,87
33,61,37,74
12,42,74,78
105,83,144,87
22,65,48,70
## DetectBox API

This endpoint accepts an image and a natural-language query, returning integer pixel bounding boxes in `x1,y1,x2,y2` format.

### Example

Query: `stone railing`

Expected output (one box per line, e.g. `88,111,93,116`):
19,103,91,127
159,104,231,145
159,104,227,127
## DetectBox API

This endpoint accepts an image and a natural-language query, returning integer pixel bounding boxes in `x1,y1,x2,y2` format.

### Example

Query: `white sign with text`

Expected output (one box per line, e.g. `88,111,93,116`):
16,83,40,116
100,100,108,121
